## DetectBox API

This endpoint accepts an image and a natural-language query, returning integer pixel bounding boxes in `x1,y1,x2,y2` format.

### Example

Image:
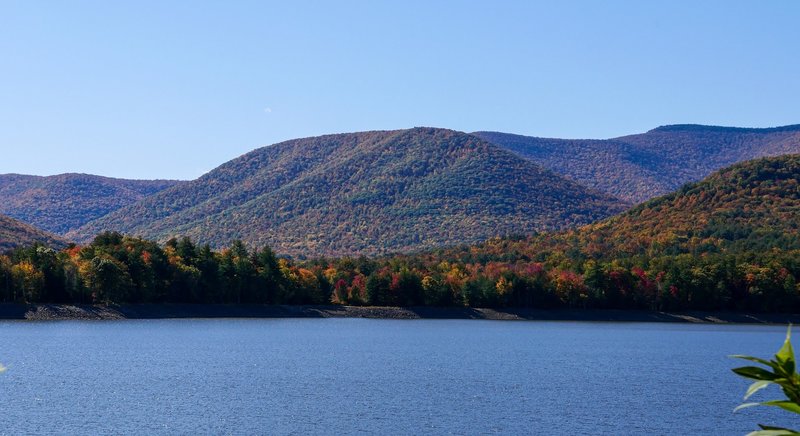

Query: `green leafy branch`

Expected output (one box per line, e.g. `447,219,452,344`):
732,326,800,436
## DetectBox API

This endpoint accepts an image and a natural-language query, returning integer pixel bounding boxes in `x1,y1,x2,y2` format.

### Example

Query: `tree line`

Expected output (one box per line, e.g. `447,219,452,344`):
0,231,798,312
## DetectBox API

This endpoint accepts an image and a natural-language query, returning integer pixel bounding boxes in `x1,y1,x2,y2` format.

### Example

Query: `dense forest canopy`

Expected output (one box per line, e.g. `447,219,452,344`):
66,128,625,256
2,124,797,257
2,155,799,313
476,124,800,203
0,174,181,235
0,214,67,252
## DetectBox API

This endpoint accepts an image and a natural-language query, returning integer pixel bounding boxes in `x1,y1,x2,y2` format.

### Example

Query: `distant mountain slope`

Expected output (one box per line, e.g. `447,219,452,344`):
475,124,800,203
582,153,800,256
0,214,68,252
68,128,627,256
0,174,182,234
443,154,800,262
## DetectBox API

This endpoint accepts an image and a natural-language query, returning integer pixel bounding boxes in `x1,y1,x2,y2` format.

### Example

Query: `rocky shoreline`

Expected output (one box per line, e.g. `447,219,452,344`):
0,303,797,323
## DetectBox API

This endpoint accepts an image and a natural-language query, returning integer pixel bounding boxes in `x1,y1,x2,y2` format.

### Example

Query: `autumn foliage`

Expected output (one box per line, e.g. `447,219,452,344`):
1,155,799,312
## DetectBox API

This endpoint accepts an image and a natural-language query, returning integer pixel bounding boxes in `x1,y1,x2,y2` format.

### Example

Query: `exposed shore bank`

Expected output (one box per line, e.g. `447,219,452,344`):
0,303,797,323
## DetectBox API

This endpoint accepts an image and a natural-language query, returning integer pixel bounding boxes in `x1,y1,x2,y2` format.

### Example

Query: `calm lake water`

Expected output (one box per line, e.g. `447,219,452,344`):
0,319,795,435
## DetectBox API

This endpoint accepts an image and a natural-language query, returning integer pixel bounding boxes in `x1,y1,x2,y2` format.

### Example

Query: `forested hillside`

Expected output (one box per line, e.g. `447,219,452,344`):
405,154,800,311
441,154,800,261
68,128,626,256
0,214,67,252
475,124,800,203
0,174,181,234
2,156,799,313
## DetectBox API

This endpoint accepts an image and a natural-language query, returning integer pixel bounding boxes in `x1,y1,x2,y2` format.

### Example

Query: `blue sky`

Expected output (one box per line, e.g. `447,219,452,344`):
1,0,798,180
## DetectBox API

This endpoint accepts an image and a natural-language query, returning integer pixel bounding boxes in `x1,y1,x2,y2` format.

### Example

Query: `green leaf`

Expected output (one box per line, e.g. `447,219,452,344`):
776,327,796,375
759,425,800,432
746,430,800,436
745,380,774,400
734,366,779,381
735,402,763,413
732,355,780,368
734,327,800,433
762,400,800,415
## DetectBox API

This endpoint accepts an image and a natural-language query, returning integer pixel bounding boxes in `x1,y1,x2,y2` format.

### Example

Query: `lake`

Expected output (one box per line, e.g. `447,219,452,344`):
0,319,794,434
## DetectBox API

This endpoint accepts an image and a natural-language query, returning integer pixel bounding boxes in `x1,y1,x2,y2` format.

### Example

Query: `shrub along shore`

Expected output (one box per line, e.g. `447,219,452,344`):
3,303,800,323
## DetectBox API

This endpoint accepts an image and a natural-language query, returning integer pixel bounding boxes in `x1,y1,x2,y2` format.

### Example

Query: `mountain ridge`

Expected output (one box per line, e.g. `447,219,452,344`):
0,214,68,252
647,123,800,133
475,123,800,203
438,153,800,263
68,127,627,256
0,173,183,235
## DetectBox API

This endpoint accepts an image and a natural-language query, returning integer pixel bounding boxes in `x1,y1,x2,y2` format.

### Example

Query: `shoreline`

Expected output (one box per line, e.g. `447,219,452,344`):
0,303,798,323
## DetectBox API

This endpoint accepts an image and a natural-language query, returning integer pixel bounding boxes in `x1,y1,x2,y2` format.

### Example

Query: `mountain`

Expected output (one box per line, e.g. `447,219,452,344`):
0,174,182,235
68,128,627,256
0,214,68,252
579,152,800,257
5,155,796,313
442,153,800,262
475,124,800,204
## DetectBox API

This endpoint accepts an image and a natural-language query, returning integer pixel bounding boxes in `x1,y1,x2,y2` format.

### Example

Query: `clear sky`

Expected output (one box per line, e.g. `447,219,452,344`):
1,0,798,180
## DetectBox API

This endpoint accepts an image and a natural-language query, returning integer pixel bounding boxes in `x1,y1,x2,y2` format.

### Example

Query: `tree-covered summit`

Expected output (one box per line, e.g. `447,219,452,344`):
68,127,626,256
440,154,800,262
0,173,181,235
476,124,800,203
3,155,800,314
